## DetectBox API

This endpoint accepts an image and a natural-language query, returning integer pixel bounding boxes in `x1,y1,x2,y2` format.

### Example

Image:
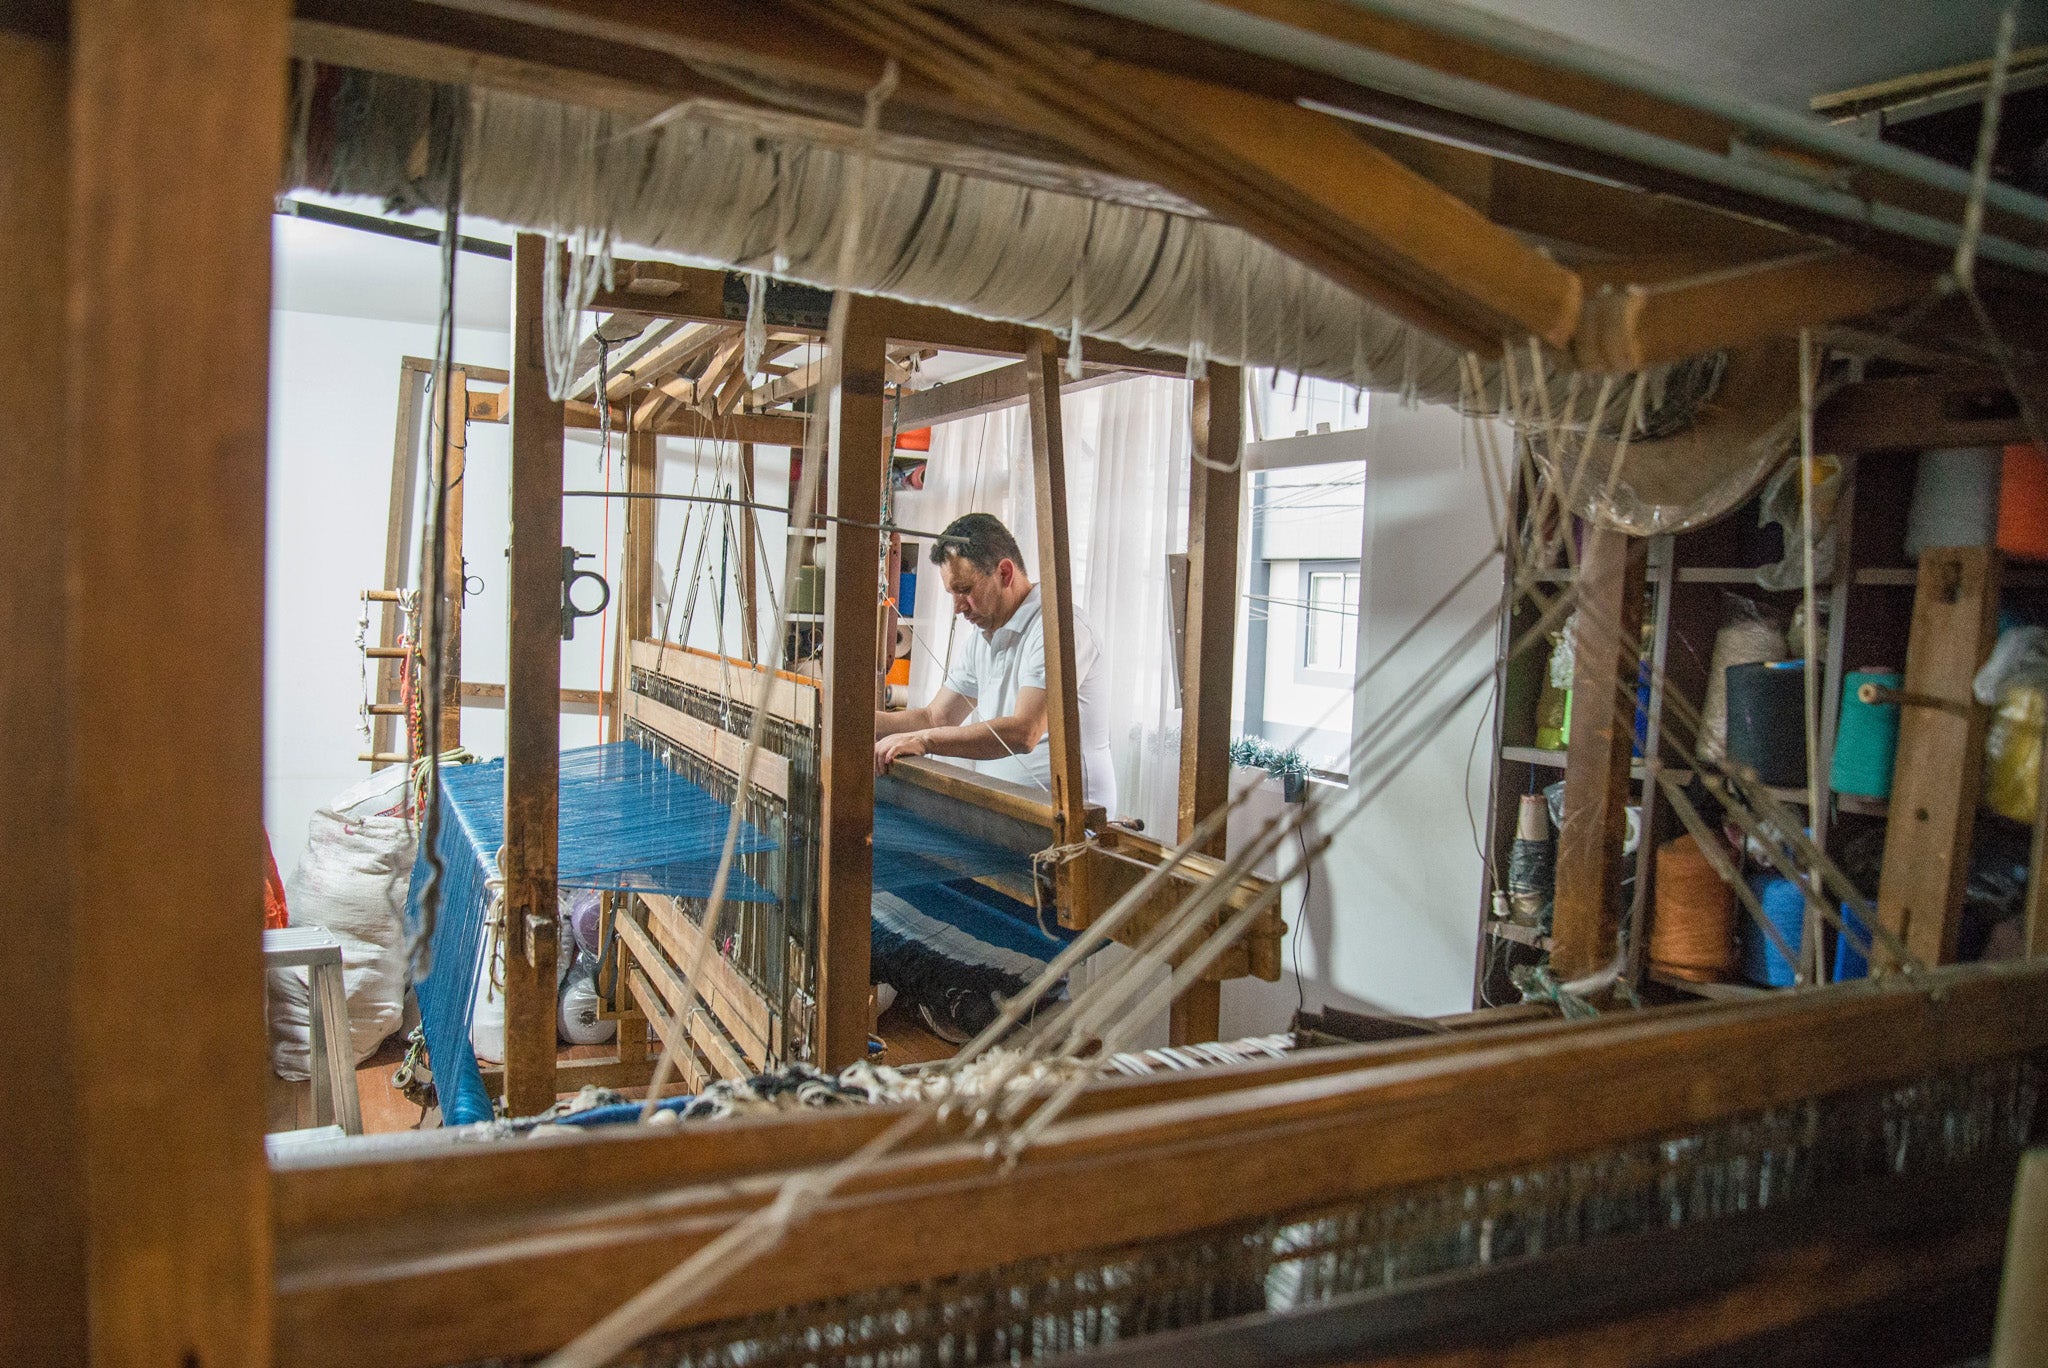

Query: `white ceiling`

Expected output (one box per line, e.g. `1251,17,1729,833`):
1460,0,2047,110
271,201,512,332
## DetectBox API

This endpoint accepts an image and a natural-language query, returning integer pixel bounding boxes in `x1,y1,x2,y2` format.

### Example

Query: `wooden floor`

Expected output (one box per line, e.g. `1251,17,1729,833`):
268,1007,958,1137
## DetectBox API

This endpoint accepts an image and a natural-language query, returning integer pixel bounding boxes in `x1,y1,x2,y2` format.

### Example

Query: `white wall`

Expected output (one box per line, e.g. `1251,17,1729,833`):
265,215,795,877
1221,400,1500,1032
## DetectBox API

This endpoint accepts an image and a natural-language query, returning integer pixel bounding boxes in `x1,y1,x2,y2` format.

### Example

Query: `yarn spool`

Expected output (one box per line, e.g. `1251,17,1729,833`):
2000,445,2048,562
1650,834,1738,981
1833,901,1872,982
1830,668,1902,799
1505,794,1555,928
1698,617,1785,763
1724,660,1807,786
1905,447,2001,558
1740,875,1806,987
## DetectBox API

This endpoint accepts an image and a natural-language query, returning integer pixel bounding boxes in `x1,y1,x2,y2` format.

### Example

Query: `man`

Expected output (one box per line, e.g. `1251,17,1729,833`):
874,512,1117,815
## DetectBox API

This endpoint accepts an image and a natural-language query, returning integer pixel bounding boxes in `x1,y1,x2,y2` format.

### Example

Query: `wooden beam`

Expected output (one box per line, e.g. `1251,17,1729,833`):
373,364,429,766
893,359,1128,428
583,258,1183,374
613,428,658,736
66,2,289,1363
1171,366,1244,1044
503,234,565,1116
816,297,886,1070
0,30,83,1365
738,441,760,662
564,398,810,448
1575,251,1933,372
270,961,2048,1368
1813,375,2047,456
1877,546,2001,969
1025,331,1090,853
2029,732,2048,959
430,366,468,745
1552,526,1647,982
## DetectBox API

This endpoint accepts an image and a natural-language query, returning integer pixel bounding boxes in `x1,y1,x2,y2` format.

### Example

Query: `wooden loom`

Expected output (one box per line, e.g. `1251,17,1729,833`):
9,3,2048,1367
608,636,1285,1089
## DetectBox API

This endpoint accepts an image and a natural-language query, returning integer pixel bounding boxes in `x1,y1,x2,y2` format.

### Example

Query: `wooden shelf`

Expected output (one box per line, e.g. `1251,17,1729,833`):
1648,969,1771,1001
1486,920,1553,950
1752,783,1888,817
1500,745,1692,787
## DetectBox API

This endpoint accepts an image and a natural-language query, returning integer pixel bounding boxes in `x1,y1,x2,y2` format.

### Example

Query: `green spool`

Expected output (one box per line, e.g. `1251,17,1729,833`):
1830,668,1902,799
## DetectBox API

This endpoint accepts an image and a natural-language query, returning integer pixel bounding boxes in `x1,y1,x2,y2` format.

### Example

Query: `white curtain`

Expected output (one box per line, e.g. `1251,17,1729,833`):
893,376,1193,835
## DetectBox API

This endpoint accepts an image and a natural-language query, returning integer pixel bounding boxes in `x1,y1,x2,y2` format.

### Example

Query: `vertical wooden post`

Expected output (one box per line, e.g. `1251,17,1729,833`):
374,365,428,766
1877,546,2001,968
613,428,657,738
1024,332,1090,851
816,298,885,1070
64,2,288,1362
1552,525,1647,983
740,440,761,663
503,235,565,1115
433,367,470,747
0,29,85,1364
1172,366,1244,1045
2028,734,2048,960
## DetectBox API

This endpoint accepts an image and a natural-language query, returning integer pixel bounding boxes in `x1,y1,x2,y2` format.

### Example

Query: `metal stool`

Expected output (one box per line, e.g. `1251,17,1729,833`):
264,926,363,1135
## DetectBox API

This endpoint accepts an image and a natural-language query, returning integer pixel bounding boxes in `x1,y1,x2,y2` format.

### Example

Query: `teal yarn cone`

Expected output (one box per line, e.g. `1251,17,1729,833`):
1830,668,1903,799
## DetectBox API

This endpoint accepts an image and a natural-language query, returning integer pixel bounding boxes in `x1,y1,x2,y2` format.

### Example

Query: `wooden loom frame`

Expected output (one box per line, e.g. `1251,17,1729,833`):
6,4,2048,1367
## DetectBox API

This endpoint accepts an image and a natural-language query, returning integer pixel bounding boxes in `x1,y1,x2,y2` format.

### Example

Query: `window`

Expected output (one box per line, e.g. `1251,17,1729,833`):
1232,444,1368,781
1302,565,1360,674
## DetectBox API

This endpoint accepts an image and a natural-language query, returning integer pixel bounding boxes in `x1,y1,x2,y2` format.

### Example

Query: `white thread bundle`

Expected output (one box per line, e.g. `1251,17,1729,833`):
442,88,1472,401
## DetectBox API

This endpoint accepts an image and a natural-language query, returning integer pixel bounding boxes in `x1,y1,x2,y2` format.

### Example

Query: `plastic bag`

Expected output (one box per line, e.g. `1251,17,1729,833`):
1755,453,1841,591
558,951,617,1046
267,769,418,1080
1978,625,2047,824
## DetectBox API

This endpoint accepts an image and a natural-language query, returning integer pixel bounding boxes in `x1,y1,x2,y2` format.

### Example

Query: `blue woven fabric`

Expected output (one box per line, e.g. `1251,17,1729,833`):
871,804,1034,891
871,877,1074,1012
407,742,777,1124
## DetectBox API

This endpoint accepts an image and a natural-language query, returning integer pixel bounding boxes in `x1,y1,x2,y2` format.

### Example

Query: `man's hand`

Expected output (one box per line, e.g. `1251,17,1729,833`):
874,729,930,776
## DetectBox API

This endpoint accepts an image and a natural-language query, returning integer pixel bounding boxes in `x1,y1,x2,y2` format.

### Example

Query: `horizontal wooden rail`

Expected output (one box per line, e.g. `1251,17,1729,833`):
272,960,2048,1368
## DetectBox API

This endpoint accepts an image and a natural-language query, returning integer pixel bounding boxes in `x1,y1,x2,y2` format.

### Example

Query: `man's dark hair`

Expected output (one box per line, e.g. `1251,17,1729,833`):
930,512,1025,574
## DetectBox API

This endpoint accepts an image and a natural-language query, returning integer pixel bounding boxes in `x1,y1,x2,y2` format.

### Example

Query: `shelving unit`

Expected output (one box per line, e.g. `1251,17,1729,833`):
1474,452,1933,1005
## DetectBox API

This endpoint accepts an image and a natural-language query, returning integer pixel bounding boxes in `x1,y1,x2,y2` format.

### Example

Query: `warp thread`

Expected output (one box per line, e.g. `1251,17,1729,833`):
1649,834,1737,982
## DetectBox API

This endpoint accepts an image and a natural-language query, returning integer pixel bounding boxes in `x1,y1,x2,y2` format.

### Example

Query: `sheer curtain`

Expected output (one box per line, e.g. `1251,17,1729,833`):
892,375,1193,834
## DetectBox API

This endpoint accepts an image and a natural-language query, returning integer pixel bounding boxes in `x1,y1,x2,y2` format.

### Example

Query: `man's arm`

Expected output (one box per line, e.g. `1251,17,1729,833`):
874,686,973,741
875,687,1049,773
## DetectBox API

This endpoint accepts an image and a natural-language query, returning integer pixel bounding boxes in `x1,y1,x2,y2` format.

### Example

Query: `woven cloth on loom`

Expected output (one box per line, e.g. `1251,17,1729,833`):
406,742,778,1125
871,879,1075,1032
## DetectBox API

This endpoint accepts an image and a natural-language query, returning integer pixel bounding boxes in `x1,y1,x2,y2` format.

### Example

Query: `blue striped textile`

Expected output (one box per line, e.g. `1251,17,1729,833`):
407,743,777,1125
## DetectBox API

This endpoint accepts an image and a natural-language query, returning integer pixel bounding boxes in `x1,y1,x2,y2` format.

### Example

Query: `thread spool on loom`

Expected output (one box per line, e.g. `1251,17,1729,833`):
1650,833,1737,982
1830,668,1903,799
1505,794,1554,929
1724,659,1807,787
1741,875,1807,988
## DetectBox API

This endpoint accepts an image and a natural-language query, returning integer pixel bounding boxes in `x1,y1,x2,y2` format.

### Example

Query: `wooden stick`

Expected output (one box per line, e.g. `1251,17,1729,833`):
433,366,468,747
816,297,885,1070
1552,525,1647,982
1876,546,2001,968
64,2,289,1361
503,235,566,1116
0,29,85,1364
1172,366,1244,1044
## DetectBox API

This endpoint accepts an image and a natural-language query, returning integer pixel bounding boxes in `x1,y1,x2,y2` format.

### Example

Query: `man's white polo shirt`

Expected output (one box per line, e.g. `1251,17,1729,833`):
943,585,1118,814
